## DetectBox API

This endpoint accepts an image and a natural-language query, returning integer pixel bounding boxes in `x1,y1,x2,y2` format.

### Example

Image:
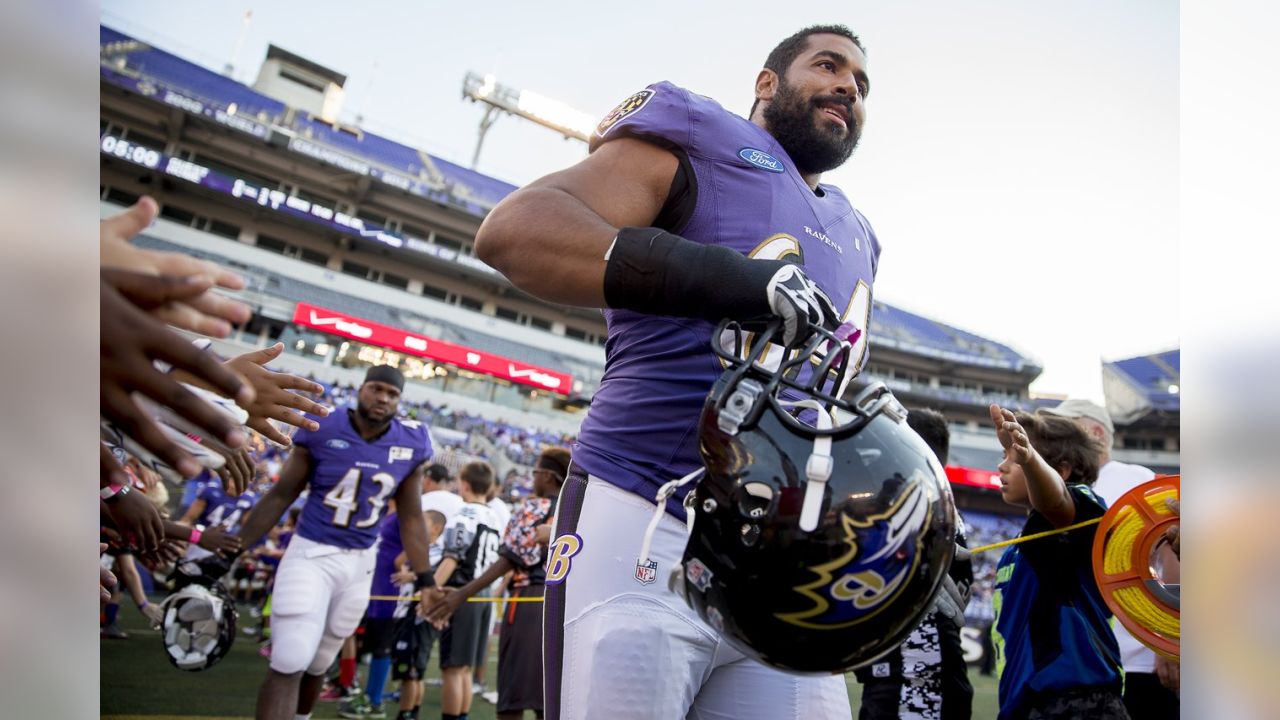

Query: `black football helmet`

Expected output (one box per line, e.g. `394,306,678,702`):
160,561,238,671
677,318,956,674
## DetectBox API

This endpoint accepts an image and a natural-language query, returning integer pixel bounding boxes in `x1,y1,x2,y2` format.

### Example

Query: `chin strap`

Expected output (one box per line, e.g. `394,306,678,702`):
779,399,835,533
637,467,705,571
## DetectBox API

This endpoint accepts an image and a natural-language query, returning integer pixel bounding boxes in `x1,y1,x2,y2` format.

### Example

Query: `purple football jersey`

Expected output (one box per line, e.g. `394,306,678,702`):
368,510,408,619
292,411,432,550
577,81,881,518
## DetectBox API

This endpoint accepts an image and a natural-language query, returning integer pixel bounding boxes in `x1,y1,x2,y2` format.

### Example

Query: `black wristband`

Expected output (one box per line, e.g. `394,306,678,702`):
604,227,784,321
414,571,435,590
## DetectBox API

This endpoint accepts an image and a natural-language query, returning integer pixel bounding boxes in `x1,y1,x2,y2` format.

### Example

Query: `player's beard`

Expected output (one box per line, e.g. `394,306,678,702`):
356,401,392,427
764,78,859,176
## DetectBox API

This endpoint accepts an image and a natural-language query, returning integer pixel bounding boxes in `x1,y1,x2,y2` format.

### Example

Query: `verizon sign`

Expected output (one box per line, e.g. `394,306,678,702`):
292,303,573,395
945,465,1003,491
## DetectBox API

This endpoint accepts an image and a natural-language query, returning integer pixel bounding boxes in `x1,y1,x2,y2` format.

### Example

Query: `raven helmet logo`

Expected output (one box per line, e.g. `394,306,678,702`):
776,475,934,630
595,89,654,137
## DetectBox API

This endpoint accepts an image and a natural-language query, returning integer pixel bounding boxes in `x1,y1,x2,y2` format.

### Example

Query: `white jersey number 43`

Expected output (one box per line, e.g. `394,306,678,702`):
324,468,397,528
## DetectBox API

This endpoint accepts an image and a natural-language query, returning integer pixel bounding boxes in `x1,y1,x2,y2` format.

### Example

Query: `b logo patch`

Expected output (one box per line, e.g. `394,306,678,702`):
545,533,583,585
595,89,654,137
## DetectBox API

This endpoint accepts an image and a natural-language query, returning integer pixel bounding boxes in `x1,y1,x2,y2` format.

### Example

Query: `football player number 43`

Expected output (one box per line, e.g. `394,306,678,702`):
324,469,398,528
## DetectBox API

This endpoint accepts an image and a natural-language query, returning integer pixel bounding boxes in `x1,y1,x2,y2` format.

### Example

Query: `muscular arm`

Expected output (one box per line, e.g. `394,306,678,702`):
394,474,432,575
474,137,677,306
236,446,311,549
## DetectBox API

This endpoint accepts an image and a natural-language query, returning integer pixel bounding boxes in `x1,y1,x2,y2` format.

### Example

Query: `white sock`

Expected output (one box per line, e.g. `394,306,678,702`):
294,714,311,720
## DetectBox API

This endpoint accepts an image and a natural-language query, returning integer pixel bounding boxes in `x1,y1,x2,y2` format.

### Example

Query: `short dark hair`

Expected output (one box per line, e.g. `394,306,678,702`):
424,509,446,530
1015,411,1104,486
906,408,950,465
750,24,865,118
459,460,495,496
425,463,450,484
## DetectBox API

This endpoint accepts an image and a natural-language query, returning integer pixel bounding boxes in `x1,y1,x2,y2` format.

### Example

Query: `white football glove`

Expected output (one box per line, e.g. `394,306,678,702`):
765,264,841,347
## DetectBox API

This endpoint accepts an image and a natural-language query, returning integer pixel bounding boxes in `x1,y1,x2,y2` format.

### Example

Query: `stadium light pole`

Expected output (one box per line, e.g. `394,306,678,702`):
462,71,594,168
224,9,253,80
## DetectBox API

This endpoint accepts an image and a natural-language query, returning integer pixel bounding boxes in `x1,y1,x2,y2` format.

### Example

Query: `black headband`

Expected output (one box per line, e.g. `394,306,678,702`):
363,364,405,392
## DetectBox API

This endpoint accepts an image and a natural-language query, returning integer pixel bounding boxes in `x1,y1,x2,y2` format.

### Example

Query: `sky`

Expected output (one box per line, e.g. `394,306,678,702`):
101,0,1179,402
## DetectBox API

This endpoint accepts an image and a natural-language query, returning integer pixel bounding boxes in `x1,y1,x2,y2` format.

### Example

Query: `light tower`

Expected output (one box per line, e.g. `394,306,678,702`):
461,71,595,168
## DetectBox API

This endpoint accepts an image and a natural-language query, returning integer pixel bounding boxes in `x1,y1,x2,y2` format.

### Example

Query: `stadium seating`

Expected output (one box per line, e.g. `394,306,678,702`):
132,234,587,379
102,21,1041,375
1106,351,1180,412
870,302,1035,371
101,26,287,123
293,115,430,178
101,25,514,219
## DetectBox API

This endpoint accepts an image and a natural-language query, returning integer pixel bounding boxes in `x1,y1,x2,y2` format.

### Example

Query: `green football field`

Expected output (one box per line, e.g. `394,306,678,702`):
102,605,1000,719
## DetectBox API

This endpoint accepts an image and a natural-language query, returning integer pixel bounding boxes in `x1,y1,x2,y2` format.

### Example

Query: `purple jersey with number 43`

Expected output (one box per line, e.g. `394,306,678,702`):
292,410,432,550
575,81,882,518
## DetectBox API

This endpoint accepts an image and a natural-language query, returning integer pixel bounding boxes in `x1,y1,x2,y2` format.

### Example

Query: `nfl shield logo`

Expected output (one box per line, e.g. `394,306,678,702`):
634,558,658,585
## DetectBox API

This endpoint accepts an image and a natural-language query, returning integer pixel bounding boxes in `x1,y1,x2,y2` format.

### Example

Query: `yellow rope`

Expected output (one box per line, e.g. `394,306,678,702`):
363,487,1180,623
367,594,544,603
967,516,1103,555
1115,586,1179,639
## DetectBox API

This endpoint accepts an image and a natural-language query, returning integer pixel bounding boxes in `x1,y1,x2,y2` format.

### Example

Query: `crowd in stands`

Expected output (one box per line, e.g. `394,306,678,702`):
958,510,1025,625
303,378,574,476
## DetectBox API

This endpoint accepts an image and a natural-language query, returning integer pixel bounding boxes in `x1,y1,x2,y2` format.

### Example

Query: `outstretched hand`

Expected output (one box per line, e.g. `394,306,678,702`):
989,404,1034,465
197,525,243,555
101,270,253,477
215,446,254,497
101,197,251,337
224,343,330,446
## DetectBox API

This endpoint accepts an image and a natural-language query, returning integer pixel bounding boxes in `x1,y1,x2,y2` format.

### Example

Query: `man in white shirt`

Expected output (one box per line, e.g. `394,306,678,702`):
420,463,465,566
1044,398,1179,719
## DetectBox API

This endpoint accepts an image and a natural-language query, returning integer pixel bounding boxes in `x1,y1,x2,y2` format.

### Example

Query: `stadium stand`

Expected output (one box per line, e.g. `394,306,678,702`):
100,22,1043,390
1107,350,1181,413
101,25,516,218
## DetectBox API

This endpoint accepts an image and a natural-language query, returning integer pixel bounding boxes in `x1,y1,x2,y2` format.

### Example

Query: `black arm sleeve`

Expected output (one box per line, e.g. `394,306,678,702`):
603,227,786,321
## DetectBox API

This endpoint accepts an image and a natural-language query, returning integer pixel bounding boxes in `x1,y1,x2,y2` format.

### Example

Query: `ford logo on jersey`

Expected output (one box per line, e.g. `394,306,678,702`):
739,148,785,173
325,439,350,450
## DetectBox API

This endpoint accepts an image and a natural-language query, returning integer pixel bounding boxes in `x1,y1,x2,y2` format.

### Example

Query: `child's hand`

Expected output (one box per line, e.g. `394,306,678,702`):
391,565,416,586
989,404,1034,465
199,526,243,554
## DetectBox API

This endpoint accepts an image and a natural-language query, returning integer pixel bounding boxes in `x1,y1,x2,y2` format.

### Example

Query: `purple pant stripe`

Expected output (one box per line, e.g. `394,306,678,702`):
542,466,590,720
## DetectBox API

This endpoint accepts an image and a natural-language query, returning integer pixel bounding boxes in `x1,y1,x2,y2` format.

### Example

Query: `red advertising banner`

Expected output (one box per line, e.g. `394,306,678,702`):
292,302,574,395
945,465,1003,491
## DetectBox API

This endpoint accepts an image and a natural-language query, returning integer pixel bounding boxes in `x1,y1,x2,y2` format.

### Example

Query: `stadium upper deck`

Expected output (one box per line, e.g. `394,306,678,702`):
99,24,1041,387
